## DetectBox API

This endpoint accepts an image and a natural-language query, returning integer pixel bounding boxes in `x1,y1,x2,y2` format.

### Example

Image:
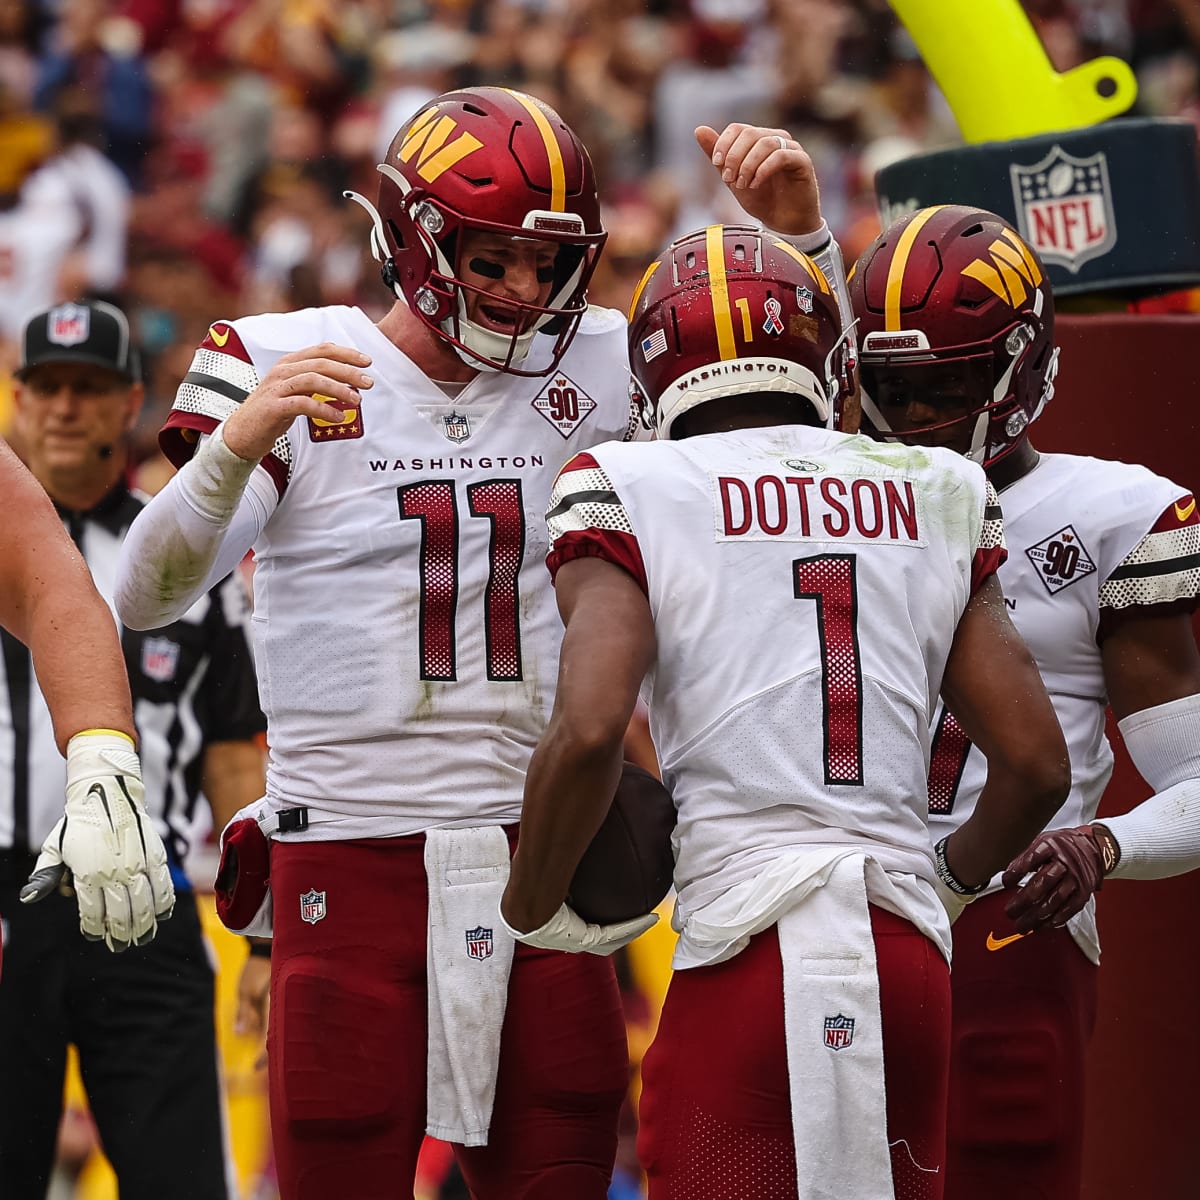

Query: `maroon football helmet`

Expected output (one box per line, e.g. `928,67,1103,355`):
346,87,606,375
849,205,1059,466
628,224,854,439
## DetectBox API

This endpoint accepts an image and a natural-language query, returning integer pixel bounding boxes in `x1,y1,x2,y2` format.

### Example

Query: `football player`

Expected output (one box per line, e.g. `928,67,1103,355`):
849,204,1200,1200
500,223,1070,1199
112,88,837,1197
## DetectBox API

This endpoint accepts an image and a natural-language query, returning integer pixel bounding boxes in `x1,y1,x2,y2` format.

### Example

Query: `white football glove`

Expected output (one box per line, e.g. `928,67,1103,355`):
20,732,176,952
499,901,658,956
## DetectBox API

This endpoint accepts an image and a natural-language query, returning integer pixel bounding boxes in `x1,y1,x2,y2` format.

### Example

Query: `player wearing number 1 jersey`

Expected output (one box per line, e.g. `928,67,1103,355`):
113,89,842,1198
851,205,1200,1200
501,224,1069,1199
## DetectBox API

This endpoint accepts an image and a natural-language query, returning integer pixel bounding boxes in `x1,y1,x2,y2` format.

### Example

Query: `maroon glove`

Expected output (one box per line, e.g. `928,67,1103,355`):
1001,824,1120,934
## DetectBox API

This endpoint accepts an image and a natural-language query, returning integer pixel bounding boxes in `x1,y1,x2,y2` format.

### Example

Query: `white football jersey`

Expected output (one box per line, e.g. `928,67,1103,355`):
927,452,1200,962
161,304,641,834
546,426,1004,929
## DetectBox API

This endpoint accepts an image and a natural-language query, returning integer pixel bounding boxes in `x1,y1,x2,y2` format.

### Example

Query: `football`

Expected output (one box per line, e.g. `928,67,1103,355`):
568,762,677,926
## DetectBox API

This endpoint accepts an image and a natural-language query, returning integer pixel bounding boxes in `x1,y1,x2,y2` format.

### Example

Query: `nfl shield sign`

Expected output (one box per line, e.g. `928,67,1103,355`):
465,925,494,960
443,411,471,443
1009,145,1116,273
141,636,180,683
48,303,91,346
300,889,327,925
824,1013,855,1051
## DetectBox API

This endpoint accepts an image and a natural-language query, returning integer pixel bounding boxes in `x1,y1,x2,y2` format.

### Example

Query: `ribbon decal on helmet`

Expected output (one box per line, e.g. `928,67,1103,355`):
762,297,785,336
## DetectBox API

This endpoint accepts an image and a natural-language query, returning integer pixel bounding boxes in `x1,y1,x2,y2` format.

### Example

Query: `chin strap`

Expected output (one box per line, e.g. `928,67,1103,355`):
345,187,406,304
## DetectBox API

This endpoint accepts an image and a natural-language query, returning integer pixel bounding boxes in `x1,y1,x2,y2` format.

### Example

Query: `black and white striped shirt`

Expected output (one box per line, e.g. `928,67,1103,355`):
0,482,265,888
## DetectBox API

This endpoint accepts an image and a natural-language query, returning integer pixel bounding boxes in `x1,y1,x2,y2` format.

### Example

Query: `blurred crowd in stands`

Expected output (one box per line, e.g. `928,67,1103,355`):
2,0,1199,488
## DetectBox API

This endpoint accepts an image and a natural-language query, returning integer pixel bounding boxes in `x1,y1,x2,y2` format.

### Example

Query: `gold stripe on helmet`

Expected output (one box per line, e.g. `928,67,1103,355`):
627,260,660,322
771,239,831,293
706,225,737,359
885,205,947,330
503,89,566,211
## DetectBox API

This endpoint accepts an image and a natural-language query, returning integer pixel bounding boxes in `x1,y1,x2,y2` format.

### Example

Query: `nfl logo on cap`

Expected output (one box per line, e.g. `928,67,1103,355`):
48,303,91,347
17,298,139,382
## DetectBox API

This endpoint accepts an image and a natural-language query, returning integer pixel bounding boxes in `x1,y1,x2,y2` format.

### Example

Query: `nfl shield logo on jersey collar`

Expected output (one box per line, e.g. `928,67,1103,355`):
443,411,471,443
300,889,327,924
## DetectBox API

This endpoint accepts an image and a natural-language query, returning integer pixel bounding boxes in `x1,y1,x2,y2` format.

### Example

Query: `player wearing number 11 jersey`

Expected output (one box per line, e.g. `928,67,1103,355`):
114,91,847,1198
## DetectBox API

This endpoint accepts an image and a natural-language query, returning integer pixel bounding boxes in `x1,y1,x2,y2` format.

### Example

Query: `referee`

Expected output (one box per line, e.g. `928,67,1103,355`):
0,300,266,1199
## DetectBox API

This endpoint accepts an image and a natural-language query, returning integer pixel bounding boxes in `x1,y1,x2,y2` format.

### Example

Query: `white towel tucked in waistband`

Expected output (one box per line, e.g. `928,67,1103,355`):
424,826,515,1146
779,854,892,1199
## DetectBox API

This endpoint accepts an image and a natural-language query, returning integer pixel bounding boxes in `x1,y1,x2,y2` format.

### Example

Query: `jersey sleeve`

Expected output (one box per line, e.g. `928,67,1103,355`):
159,321,293,498
545,451,649,593
1097,491,1200,623
970,478,1008,594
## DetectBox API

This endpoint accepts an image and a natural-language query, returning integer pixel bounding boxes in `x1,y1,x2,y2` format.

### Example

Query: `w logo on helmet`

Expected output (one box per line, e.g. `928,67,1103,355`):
398,108,483,183
961,231,1044,308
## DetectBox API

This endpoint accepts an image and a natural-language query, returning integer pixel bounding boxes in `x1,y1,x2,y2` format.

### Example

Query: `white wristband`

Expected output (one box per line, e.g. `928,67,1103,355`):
183,423,257,527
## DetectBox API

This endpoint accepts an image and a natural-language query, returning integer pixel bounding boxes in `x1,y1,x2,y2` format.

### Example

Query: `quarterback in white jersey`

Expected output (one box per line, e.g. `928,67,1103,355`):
155,300,636,834
114,90,847,1199
502,224,1068,1200
852,204,1200,1200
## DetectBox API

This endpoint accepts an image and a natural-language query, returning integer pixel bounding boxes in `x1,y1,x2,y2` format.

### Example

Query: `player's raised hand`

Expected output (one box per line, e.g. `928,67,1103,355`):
222,342,374,463
697,123,823,238
21,731,176,952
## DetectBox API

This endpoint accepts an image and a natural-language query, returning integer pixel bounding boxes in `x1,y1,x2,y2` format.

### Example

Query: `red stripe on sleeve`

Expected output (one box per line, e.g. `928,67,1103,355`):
548,528,648,595
159,411,289,499
1149,494,1199,534
970,544,1007,595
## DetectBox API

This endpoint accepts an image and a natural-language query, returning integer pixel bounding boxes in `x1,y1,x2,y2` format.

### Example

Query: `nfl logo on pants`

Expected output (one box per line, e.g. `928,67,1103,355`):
300,889,326,925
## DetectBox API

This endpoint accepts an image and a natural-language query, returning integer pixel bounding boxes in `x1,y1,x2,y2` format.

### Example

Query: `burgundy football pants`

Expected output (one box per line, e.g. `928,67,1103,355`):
637,905,952,1199
268,835,628,1200
944,890,1098,1200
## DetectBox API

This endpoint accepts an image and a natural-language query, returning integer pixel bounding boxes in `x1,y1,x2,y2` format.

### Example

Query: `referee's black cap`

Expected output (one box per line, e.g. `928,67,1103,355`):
16,300,141,383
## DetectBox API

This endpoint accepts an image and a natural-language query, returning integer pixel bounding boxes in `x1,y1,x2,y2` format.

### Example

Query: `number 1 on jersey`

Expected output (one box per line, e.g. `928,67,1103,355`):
793,553,863,786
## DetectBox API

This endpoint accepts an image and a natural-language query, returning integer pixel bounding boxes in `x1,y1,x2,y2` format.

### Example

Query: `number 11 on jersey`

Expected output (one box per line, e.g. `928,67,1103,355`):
397,479,526,682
